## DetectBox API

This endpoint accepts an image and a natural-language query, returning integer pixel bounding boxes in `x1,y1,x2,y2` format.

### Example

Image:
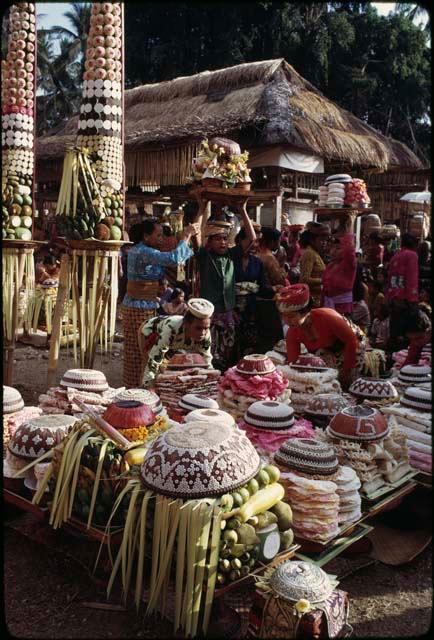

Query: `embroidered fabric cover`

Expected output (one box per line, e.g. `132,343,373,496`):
270,560,334,603
141,421,260,498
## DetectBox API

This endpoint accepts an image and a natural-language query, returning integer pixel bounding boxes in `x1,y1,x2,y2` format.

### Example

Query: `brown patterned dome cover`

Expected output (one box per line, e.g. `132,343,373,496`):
236,354,276,376
305,393,348,418
270,560,334,603
349,378,398,401
274,438,339,476
3,386,24,414
140,421,261,498
60,368,108,392
8,415,77,459
328,406,388,442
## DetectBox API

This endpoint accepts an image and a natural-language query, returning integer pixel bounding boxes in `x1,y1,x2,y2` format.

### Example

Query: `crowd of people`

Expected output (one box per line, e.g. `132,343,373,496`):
118,207,431,390
31,206,431,392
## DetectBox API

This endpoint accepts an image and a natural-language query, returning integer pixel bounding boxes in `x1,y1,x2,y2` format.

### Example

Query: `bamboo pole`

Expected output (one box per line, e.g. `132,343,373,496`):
47,254,70,388
5,275,20,386
87,284,110,368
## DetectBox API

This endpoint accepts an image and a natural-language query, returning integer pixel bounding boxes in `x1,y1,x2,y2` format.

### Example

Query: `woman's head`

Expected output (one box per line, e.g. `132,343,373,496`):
405,307,431,339
143,219,164,248
368,232,382,246
235,227,258,254
183,311,211,341
169,288,185,303
282,299,314,327
300,223,329,254
260,227,281,252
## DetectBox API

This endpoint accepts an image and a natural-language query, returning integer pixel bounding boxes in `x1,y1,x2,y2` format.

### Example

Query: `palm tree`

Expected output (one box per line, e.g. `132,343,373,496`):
36,4,91,134
43,3,92,79
394,3,430,29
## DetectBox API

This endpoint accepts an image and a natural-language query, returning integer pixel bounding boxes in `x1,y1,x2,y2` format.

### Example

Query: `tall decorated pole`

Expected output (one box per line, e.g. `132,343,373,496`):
51,2,125,370
2,2,38,384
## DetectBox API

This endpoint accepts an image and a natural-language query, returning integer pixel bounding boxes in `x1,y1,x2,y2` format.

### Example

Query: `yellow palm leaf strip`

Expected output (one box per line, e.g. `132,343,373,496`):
102,478,140,591
32,462,54,505
191,501,215,637
185,499,201,637
147,498,181,615
105,480,140,598
125,489,145,600
161,501,179,618
120,482,141,603
134,490,153,611
147,495,168,614
89,253,99,356
77,152,94,211
72,152,79,218
86,438,110,529
202,505,223,634
68,429,97,518
149,493,163,606
50,429,81,527
174,501,190,632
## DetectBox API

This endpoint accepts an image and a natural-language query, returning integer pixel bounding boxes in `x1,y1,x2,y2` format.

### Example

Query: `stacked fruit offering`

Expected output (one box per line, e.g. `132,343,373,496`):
76,2,123,238
1,3,36,240
218,464,293,586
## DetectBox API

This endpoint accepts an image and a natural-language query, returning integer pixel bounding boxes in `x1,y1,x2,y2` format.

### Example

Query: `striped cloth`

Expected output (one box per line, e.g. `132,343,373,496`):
121,307,155,388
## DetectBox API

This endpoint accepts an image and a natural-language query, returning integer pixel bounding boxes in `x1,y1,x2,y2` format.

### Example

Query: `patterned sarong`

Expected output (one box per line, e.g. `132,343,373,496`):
121,306,155,388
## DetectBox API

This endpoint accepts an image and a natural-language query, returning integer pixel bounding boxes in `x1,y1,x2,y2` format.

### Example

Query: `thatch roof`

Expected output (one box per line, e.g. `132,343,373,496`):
36,58,422,173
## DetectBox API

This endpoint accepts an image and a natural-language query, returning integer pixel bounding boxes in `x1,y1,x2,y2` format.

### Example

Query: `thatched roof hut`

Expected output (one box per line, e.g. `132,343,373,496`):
36,58,422,186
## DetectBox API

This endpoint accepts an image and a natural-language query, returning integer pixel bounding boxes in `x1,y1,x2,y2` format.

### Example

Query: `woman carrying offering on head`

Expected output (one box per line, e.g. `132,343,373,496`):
139,298,214,386
321,215,357,315
276,283,367,390
121,219,197,388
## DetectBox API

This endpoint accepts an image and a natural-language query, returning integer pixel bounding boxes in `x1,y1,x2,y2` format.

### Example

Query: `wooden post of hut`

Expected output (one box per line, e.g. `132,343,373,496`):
2,241,41,385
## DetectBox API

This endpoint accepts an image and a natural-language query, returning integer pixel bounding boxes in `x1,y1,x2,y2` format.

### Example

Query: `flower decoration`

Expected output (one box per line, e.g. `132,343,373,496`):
190,139,251,187
294,598,312,616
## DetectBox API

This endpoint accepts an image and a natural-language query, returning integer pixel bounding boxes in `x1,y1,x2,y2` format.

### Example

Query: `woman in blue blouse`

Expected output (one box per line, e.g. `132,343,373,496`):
121,219,196,387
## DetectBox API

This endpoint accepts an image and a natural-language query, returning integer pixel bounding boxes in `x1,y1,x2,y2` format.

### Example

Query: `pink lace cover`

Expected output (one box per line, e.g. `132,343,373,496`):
392,350,431,369
238,419,314,453
219,367,288,399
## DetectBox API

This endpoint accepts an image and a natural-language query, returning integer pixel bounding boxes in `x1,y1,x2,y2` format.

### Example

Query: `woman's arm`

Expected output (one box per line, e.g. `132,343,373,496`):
138,234,194,267
285,328,302,363
325,313,360,371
